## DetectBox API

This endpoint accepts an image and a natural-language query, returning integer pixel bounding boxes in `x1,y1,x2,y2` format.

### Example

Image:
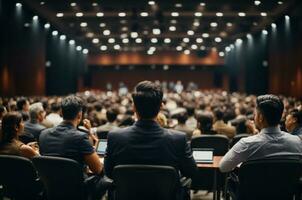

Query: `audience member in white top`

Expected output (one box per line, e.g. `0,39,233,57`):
219,94,302,173
46,102,63,127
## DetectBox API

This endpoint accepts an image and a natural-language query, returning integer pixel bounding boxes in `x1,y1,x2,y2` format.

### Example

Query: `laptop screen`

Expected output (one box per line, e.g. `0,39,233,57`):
96,140,107,155
192,148,214,163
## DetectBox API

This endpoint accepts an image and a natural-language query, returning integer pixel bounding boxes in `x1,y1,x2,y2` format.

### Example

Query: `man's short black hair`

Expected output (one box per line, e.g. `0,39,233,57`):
176,112,188,124
16,97,28,111
290,109,302,125
132,81,163,119
61,96,83,120
106,108,118,123
256,94,284,126
51,103,61,112
213,108,224,121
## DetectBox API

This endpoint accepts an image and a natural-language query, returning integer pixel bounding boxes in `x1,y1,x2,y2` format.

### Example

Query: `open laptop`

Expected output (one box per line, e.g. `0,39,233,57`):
192,148,214,164
96,139,107,156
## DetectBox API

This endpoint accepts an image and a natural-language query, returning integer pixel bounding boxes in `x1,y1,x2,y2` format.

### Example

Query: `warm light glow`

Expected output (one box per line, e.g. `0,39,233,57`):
76,12,83,17
153,28,161,35
261,12,267,17
16,3,22,7
69,40,75,45
164,38,171,43
52,30,58,36
140,12,149,17
44,23,50,29
171,12,179,17
187,30,194,35
238,12,246,17
76,46,82,51
96,12,104,17
216,12,223,17
33,16,38,20
103,30,111,35
215,37,222,43
56,13,64,17
151,38,158,43
196,38,203,43
60,35,66,40
202,33,209,38
131,32,138,38
262,30,268,35
219,52,225,57
135,38,142,43
184,50,190,55
100,45,107,51
194,12,203,17
183,38,190,43
122,38,129,43
108,38,115,43
92,38,99,44
83,49,89,54
176,46,183,51
80,22,87,27
169,26,176,31
254,1,261,6
148,1,155,5
210,22,218,27
118,12,126,17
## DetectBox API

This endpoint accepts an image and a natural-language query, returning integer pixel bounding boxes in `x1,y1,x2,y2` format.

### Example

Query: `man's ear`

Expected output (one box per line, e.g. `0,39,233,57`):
77,112,82,121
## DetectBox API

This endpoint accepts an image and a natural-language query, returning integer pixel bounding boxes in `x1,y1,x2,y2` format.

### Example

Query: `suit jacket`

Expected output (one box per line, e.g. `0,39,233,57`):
24,121,46,141
104,119,197,179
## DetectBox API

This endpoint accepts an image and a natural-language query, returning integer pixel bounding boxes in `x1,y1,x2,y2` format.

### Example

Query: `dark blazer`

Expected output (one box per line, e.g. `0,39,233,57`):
104,120,197,178
24,121,46,141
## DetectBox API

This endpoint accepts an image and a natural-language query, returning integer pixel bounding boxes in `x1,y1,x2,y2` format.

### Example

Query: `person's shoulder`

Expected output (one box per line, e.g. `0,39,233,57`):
239,134,262,144
108,126,133,137
164,128,187,140
281,131,302,142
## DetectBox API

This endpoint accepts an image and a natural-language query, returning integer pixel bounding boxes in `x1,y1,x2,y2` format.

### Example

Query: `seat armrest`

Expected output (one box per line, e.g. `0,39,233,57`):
180,177,192,188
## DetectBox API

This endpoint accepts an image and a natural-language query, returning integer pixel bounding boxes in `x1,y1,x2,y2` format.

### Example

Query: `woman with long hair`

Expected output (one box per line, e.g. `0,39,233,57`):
0,112,38,159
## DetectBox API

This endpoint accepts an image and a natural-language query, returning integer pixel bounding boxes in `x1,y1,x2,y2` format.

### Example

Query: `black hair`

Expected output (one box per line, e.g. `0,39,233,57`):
196,112,213,132
61,96,83,120
132,81,163,119
106,108,118,123
256,94,284,126
50,103,61,112
0,112,22,145
289,109,302,125
213,108,224,121
176,112,188,124
16,97,28,111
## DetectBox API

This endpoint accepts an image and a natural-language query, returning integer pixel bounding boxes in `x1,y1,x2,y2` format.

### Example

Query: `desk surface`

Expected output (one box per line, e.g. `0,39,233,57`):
197,156,223,168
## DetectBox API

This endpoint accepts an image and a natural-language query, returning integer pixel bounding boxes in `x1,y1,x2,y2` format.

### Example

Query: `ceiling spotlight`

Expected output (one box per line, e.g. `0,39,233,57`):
170,19,177,24
151,38,158,43
285,15,290,20
114,44,121,50
215,37,222,43
76,46,82,51
149,47,156,52
96,12,104,17
92,2,98,6
194,12,203,17
238,12,246,17
100,23,106,27
247,34,252,39
183,38,190,43
70,2,77,7
262,30,268,35
236,38,243,44
147,51,154,55
130,32,138,38
191,44,198,50
261,12,267,17
210,22,218,27
69,40,75,45
52,30,58,36
120,33,128,38
83,49,89,54
16,3,22,7
200,2,206,6
216,12,223,17
118,12,126,17
164,38,171,43
100,45,107,51
108,38,115,43
92,38,99,44
271,23,277,28
227,22,233,27
153,28,161,35
33,16,38,20
135,38,142,43
196,38,203,43
103,30,111,35
176,46,183,51
202,33,209,38
60,35,66,40
184,50,190,55
76,12,83,17
200,46,206,50
121,27,128,31
140,12,149,17
187,30,194,35
40,2,45,5
175,3,182,7
254,1,261,6
80,22,87,27
56,13,64,17
169,26,176,31
171,12,179,17
278,1,283,4
86,32,94,38
225,46,231,52
193,21,200,27
122,38,129,43
219,52,225,57
148,1,155,5
44,23,50,29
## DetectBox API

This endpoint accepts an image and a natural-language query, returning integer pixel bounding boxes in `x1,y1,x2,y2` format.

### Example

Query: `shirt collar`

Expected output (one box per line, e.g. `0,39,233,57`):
260,126,282,135
134,119,161,129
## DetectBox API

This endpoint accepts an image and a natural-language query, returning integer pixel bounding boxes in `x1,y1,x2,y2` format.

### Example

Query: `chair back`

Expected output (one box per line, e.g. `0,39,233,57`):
32,156,86,200
191,134,229,156
239,157,302,200
229,133,250,148
112,165,178,200
0,155,42,200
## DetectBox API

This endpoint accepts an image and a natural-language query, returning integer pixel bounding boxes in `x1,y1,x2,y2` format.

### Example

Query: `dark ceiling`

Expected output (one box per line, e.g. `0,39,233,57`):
23,0,299,55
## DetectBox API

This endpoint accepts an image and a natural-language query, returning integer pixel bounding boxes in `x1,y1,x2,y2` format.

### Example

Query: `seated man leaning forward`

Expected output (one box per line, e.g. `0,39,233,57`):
104,80,198,199
219,94,302,173
39,96,106,199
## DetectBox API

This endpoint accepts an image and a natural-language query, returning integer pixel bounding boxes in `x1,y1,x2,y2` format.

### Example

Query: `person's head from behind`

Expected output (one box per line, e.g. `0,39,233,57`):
132,81,163,120
17,97,30,112
50,102,61,114
255,94,284,129
61,96,83,125
196,112,213,133
213,108,224,121
186,104,195,117
0,112,24,144
176,112,188,125
285,109,302,133
29,102,45,123
106,108,118,123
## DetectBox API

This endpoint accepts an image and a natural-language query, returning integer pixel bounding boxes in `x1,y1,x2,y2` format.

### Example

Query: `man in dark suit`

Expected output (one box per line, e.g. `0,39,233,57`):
104,81,197,199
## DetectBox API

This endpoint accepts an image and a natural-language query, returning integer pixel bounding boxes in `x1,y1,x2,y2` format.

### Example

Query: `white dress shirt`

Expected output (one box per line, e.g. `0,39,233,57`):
219,126,302,172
